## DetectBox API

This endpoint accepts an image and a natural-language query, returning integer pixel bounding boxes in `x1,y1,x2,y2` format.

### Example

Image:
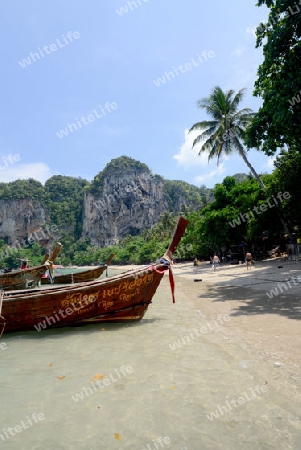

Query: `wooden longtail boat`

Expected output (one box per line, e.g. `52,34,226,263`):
0,218,188,334
0,243,62,291
40,254,115,285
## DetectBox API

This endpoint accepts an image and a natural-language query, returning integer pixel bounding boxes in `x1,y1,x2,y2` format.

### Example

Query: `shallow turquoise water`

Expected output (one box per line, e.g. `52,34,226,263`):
1,275,301,449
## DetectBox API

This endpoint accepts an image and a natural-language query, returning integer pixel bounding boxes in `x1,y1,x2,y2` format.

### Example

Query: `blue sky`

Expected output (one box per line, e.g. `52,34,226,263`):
0,0,271,188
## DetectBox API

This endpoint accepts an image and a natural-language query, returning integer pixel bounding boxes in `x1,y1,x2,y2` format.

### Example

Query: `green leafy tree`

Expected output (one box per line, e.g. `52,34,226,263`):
0,179,44,202
189,85,293,237
268,150,301,235
246,0,301,154
44,175,88,239
163,179,209,211
189,86,265,188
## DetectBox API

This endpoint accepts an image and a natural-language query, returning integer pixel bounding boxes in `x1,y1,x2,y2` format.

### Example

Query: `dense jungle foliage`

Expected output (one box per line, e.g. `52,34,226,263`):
0,151,300,268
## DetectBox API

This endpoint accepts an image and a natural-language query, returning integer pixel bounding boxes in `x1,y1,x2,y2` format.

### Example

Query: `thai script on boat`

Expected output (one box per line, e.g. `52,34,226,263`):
120,289,140,301
102,272,153,299
98,300,114,310
34,292,98,332
78,305,95,315
34,272,154,332
61,292,98,309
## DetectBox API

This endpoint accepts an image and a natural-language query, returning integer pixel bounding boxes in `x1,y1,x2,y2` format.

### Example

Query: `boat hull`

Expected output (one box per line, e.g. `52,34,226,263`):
41,265,107,284
0,265,47,291
1,264,168,333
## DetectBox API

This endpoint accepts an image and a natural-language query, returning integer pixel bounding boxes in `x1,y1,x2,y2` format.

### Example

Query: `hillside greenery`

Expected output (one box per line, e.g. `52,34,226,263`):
90,156,152,195
246,0,301,154
1,151,300,269
0,157,212,268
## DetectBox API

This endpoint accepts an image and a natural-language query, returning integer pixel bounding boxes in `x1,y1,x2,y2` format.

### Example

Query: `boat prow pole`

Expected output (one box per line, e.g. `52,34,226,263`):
161,216,189,303
105,253,115,277
163,216,189,262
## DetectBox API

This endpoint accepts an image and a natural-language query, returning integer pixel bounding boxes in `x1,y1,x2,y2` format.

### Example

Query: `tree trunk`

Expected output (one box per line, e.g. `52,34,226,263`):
240,150,294,241
239,150,266,189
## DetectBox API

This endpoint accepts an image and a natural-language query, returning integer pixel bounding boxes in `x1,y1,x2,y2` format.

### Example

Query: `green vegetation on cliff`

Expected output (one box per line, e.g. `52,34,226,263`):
1,151,300,267
0,157,211,267
90,156,151,195
44,175,88,239
0,179,45,202
163,180,211,211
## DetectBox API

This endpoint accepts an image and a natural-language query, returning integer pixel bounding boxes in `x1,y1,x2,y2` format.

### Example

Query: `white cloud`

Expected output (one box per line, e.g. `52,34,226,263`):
246,26,257,39
193,164,227,185
173,129,209,169
0,162,54,184
231,46,246,57
262,156,276,171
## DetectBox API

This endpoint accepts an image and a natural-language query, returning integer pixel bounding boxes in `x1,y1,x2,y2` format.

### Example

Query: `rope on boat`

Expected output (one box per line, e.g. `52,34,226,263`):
151,258,176,304
45,260,54,284
0,290,6,338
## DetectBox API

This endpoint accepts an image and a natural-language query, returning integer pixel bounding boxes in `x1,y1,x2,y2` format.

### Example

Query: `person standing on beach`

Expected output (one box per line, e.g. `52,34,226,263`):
246,251,252,270
212,253,220,271
193,258,197,273
193,258,200,273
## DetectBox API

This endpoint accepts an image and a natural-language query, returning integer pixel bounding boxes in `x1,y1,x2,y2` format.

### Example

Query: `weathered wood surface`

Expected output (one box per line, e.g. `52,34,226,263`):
1,264,166,332
41,253,115,285
0,218,188,333
41,265,107,285
0,265,48,291
0,242,62,291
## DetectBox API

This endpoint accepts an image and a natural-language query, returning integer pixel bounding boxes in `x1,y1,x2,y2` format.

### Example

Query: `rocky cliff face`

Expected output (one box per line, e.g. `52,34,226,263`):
82,169,169,246
0,156,206,248
0,199,47,245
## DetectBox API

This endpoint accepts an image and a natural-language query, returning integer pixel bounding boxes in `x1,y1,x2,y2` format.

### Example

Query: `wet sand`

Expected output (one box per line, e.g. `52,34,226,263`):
1,260,301,449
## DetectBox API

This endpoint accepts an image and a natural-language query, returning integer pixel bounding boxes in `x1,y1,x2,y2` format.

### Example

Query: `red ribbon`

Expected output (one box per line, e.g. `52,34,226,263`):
151,265,175,303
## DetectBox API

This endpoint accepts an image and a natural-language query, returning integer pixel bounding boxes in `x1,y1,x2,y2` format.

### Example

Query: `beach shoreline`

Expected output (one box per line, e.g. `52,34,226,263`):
2,258,301,448
168,259,301,377
103,258,301,377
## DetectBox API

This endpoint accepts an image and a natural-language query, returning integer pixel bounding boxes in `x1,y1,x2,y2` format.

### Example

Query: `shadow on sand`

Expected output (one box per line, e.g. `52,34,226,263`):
197,284,301,320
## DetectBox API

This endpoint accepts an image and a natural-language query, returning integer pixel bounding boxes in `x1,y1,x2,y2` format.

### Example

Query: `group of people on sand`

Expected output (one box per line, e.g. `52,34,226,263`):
194,254,221,272
193,251,254,272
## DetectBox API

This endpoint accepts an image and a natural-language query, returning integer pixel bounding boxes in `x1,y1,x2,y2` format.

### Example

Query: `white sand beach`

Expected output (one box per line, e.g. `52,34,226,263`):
1,258,301,449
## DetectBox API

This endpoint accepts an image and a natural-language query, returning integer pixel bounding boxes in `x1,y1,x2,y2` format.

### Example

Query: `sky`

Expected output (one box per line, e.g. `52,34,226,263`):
0,0,272,189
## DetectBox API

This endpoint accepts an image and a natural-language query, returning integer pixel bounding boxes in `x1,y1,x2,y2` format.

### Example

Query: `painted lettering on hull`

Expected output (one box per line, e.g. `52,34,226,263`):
97,301,114,310
102,272,153,299
60,292,98,309
78,305,95,315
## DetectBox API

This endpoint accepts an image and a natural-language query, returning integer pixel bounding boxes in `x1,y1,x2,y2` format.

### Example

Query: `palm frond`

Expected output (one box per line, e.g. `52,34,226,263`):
230,130,246,156
233,108,254,119
192,133,205,148
191,87,250,162
189,120,217,133
229,88,246,114
196,100,223,120
199,125,218,140
189,85,266,191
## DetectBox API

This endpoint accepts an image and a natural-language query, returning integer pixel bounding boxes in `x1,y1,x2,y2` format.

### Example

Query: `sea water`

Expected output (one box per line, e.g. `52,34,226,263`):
1,275,301,449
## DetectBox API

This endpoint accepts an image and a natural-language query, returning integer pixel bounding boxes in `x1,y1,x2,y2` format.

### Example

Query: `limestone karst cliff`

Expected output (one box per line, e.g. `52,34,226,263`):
0,156,207,247
82,159,169,246
0,198,48,246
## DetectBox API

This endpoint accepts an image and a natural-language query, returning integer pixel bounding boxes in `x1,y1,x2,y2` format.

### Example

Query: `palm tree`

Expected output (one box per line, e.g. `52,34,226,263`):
189,86,265,189
189,85,292,238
